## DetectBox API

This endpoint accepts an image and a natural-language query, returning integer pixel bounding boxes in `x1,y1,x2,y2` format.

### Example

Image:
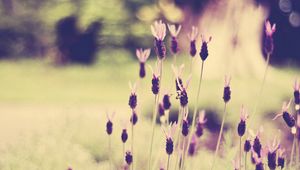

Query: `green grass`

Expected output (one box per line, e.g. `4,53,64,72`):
0,54,299,169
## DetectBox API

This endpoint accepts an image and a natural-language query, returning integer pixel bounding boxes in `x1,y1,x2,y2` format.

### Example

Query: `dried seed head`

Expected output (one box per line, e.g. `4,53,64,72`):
264,20,276,54
163,94,171,110
244,139,251,152
121,129,128,143
125,151,133,165
199,35,211,61
130,110,138,125
223,76,231,103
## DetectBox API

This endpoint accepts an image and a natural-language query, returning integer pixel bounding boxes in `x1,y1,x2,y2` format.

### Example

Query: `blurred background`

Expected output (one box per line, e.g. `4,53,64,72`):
0,0,299,169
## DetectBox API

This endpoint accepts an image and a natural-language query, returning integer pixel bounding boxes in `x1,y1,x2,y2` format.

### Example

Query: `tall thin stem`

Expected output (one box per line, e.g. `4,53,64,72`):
250,53,270,127
131,123,134,170
239,137,242,170
290,134,296,169
109,135,111,170
184,61,204,166
148,59,163,170
245,152,247,170
123,143,125,163
211,103,227,170
167,155,170,170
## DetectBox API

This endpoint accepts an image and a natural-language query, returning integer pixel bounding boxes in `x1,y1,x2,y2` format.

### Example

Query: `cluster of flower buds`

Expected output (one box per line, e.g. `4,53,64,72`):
273,101,295,128
294,79,300,108
188,135,197,156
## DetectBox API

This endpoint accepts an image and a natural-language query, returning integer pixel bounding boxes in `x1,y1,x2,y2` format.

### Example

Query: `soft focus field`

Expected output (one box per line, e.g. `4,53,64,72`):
0,54,299,169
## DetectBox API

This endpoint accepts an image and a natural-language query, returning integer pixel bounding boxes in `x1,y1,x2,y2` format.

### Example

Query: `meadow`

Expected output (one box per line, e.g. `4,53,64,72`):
0,49,299,169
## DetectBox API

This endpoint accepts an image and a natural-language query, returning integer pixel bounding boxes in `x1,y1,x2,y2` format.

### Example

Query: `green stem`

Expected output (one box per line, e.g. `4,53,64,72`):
211,103,227,170
250,53,270,127
240,137,242,170
148,59,164,170
167,155,170,170
184,61,204,167
290,134,296,169
109,135,111,170
245,152,247,170
148,95,158,170
131,123,134,170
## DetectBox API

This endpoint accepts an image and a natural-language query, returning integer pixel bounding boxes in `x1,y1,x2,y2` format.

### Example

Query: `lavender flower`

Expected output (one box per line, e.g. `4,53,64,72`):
149,64,160,95
238,106,248,137
199,35,212,61
121,129,128,143
274,101,295,128
195,110,207,138
294,79,300,105
264,20,276,55
128,82,137,110
277,148,285,169
244,139,251,152
163,123,177,155
130,110,138,125
158,103,165,116
187,26,199,57
253,151,265,170
267,137,280,170
151,20,167,59
106,112,115,135
182,112,189,137
136,48,151,78
168,24,182,54
223,76,231,103
125,151,133,165
188,134,197,156
251,127,263,158
162,93,171,110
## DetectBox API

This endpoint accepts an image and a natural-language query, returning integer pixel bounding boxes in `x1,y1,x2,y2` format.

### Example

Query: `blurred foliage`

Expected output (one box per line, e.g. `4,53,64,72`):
0,0,171,60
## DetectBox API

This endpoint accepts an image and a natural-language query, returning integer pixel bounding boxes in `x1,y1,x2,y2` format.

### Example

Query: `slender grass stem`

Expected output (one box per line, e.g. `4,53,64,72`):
108,135,112,170
173,53,177,65
240,137,242,170
148,59,164,170
183,61,204,167
123,143,125,162
289,134,296,169
167,155,170,170
189,57,193,74
211,103,227,170
245,152,247,170
180,137,186,170
174,107,183,170
148,95,158,170
250,53,270,127
131,123,134,170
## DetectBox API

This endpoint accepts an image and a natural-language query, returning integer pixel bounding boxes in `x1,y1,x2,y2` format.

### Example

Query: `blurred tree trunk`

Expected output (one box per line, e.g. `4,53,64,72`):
1,0,14,15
